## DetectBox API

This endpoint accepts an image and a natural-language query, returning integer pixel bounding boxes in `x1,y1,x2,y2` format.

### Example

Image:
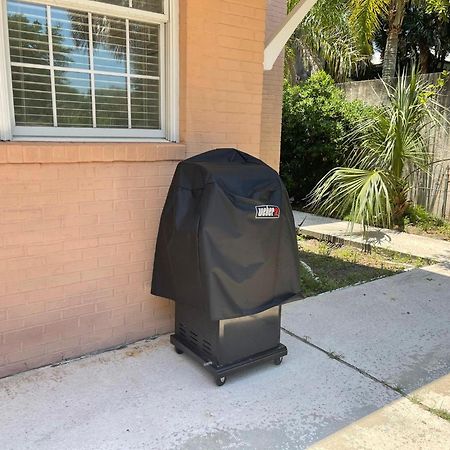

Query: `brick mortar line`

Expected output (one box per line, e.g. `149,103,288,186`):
281,326,450,423
0,158,185,165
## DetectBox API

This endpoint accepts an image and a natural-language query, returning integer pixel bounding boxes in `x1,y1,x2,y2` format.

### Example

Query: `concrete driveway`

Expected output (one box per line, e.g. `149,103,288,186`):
1,264,450,449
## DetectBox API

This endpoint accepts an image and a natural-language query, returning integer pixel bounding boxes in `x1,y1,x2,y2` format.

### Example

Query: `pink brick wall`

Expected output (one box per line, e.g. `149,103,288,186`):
180,0,267,158
0,0,287,378
260,0,287,170
0,143,184,378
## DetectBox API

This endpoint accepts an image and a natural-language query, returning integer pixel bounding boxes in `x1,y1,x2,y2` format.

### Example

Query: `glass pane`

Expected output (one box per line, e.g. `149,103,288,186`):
11,66,53,126
95,74,128,128
132,0,163,13
97,0,129,7
52,8,89,70
129,21,159,77
92,15,126,73
55,71,92,127
96,0,164,14
7,0,49,66
131,78,159,129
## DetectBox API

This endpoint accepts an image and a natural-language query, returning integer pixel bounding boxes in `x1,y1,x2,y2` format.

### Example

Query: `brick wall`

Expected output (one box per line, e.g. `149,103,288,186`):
260,0,286,171
0,143,183,378
180,0,267,158
0,0,288,378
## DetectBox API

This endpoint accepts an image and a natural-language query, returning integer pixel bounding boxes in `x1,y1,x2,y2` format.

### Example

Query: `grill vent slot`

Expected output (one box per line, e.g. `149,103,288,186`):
202,339,212,357
178,323,187,339
189,330,199,346
177,323,214,359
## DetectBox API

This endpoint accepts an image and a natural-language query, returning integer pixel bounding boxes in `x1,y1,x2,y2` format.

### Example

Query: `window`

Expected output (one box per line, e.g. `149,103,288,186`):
0,0,179,141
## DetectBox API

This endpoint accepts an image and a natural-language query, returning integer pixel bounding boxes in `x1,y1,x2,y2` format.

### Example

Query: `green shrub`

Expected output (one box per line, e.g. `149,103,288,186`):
280,71,372,205
404,204,446,229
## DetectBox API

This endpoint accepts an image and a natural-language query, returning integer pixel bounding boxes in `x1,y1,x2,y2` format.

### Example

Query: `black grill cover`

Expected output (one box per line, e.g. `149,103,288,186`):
151,148,300,320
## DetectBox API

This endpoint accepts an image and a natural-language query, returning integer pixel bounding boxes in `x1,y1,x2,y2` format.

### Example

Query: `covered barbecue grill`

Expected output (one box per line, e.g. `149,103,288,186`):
151,148,300,385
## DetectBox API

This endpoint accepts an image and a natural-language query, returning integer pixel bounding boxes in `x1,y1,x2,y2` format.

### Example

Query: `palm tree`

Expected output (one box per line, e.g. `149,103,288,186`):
375,4,450,73
350,0,450,78
307,67,448,231
286,0,367,83
350,0,407,79
289,0,447,80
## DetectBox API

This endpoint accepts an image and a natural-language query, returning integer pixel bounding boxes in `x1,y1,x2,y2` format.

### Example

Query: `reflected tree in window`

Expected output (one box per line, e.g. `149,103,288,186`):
7,0,161,130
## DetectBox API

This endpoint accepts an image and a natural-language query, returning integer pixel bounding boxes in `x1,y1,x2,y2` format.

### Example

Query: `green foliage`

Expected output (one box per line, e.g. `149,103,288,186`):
375,6,450,74
308,67,448,231
404,204,448,228
287,0,450,82
280,71,372,204
404,204,450,239
349,0,391,53
287,0,367,82
425,0,450,19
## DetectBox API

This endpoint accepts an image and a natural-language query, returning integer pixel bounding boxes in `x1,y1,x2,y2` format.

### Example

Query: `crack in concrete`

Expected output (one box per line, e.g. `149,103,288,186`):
281,327,450,423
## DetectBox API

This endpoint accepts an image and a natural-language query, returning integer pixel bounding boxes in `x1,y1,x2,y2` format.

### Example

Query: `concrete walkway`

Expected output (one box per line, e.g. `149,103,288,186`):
293,211,450,262
1,263,449,449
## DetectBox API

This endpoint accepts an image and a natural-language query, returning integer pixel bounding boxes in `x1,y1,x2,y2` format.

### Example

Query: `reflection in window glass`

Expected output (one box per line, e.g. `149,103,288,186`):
96,0,164,14
7,1,49,66
96,0,128,7
129,21,159,77
92,15,126,73
95,75,128,128
52,8,89,70
7,0,162,132
132,0,164,14
55,71,92,127
11,66,53,126
131,78,159,129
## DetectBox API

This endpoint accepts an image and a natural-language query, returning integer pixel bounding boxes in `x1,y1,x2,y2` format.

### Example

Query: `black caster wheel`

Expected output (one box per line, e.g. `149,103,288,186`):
215,376,227,386
175,347,184,355
274,356,283,366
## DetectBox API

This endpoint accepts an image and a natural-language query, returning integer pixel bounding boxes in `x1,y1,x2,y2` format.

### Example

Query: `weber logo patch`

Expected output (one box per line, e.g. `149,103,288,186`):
255,205,280,219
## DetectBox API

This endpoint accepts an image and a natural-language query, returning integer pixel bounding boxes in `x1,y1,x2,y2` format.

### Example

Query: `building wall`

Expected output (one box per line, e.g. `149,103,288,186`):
179,0,267,158
0,143,182,378
0,0,288,379
259,0,286,170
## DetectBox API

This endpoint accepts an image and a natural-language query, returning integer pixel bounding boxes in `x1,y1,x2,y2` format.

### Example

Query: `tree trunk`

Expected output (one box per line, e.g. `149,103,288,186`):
392,181,409,229
418,43,431,73
382,0,406,80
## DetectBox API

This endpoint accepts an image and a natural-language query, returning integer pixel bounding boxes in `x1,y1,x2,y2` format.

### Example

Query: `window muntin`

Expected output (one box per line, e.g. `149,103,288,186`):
6,0,163,136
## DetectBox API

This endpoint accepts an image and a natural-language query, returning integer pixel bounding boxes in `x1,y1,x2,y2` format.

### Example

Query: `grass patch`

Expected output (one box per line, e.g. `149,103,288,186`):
298,235,431,298
406,224,450,241
409,396,450,423
428,407,450,422
404,204,450,241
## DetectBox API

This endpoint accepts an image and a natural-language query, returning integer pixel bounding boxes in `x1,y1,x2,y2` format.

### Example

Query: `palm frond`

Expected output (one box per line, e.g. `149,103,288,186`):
307,168,396,230
308,66,450,229
288,0,368,82
349,0,391,53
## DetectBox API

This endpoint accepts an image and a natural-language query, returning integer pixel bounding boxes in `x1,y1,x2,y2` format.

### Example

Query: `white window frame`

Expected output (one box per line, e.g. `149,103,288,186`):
0,0,179,142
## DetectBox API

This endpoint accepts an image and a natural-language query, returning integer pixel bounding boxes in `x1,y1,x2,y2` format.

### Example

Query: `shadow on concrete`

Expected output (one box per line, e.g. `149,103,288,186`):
284,263,450,395
0,265,448,449
351,229,393,245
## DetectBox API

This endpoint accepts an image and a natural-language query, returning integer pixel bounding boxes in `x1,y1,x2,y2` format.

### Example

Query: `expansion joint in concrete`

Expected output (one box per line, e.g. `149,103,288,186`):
281,327,450,423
